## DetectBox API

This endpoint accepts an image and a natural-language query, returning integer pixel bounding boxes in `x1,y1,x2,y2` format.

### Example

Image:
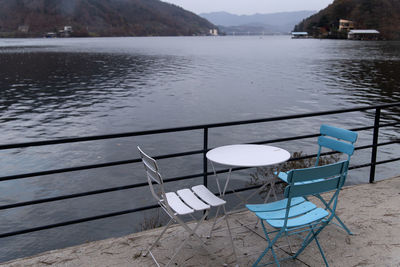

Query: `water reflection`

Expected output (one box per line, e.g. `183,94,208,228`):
330,60,400,103
0,52,153,113
0,51,191,139
314,41,400,128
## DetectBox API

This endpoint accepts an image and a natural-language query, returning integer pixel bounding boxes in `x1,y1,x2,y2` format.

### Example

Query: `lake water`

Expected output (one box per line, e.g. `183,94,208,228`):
0,36,399,262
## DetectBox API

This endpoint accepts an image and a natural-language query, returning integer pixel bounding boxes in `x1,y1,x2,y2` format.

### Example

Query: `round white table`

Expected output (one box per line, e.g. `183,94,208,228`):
206,144,290,168
206,144,290,205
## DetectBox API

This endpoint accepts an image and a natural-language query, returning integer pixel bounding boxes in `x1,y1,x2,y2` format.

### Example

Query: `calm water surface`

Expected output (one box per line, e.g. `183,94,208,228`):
0,36,399,262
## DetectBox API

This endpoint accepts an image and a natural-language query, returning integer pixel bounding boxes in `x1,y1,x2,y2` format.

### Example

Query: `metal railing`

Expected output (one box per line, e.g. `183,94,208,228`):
0,102,399,239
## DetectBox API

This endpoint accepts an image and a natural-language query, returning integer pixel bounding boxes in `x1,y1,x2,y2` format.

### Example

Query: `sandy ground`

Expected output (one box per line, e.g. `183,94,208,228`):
2,177,400,267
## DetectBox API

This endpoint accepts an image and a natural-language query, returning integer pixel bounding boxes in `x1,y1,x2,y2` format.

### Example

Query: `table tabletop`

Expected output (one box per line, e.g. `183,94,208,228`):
206,144,291,168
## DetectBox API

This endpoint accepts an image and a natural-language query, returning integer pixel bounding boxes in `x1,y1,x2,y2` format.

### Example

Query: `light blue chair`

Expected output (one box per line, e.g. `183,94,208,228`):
247,160,349,267
277,124,358,234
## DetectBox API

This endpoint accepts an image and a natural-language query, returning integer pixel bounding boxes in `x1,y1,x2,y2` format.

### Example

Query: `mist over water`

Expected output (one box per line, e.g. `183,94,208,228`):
0,36,399,262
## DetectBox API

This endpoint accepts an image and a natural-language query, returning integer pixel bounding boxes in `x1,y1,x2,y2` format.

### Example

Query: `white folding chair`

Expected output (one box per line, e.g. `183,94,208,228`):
138,147,237,266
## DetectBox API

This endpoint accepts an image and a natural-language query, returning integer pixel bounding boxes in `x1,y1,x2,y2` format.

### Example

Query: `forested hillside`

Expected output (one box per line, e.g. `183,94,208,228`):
294,0,400,40
0,0,215,37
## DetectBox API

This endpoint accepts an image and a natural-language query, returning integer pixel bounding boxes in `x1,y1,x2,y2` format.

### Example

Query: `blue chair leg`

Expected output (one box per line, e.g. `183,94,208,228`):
293,222,327,261
316,195,353,235
253,221,282,267
312,228,329,267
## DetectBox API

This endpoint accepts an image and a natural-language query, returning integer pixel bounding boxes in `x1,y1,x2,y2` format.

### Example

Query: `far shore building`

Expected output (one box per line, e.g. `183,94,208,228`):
58,26,73,37
209,29,218,36
348,29,380,40
18,25,29,33
339,19,355,32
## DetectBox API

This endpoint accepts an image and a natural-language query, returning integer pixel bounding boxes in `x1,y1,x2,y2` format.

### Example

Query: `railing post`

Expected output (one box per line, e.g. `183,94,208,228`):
203,127,208,187
369,108,381,183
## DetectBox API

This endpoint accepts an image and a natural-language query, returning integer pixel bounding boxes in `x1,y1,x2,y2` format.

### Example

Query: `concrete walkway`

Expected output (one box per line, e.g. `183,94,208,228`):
3,177,400,266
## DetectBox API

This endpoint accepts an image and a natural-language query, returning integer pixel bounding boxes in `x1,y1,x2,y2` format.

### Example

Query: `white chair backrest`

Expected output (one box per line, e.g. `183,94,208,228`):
137,146,165,203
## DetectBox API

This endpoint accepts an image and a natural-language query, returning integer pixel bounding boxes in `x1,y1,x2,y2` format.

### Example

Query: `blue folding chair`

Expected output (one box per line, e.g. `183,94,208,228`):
247,160,349,267
277,124,358,234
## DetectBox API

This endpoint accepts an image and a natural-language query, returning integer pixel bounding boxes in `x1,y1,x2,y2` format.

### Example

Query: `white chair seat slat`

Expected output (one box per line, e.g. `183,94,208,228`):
177,189,210,211
192,185,226,207
165,192,194,215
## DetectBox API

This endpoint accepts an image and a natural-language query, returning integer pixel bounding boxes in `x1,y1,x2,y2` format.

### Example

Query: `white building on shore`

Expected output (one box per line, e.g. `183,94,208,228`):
209,29,218,36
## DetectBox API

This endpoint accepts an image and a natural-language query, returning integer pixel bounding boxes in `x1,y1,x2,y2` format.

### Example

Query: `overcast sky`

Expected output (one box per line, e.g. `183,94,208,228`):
162,0,334,15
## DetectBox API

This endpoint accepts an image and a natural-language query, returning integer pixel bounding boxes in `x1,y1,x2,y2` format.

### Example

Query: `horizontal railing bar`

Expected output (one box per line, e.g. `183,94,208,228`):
355,140,400,151
0,204,158,239
0,159,140,182
1,103,399,151
0,183,148,210
378,122,400,128
0,171,214,210
0,173,209,210
349,156,400,170
351,122,399,131
251,133,320,145
376,140,400,146
0,149,204,182
373,157,400,166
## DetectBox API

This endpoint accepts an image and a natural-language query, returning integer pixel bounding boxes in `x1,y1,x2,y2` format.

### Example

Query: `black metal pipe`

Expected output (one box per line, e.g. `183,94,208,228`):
203,127,208,187
370,108,381,183
0,149,205,182
0,204,158,239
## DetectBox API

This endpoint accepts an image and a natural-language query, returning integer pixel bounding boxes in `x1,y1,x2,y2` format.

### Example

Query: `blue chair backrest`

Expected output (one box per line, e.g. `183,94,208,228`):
285,160,349,198
316,125,358,166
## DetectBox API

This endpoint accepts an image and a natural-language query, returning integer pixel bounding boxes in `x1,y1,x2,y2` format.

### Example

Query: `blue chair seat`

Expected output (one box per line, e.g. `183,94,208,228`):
246,196,305,212
266,208,329,228
255,201,317,220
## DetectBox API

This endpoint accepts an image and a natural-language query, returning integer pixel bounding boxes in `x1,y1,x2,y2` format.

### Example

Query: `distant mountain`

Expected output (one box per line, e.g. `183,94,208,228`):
200,11,316,34
294,0,400,40
0,0,215,37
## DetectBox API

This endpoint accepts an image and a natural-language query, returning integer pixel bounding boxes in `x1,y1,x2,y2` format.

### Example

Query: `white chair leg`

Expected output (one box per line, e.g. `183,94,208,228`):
208,206,221,238
166,211,210,266
144,218,174,257
223,205,238,264
174,212,209,249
